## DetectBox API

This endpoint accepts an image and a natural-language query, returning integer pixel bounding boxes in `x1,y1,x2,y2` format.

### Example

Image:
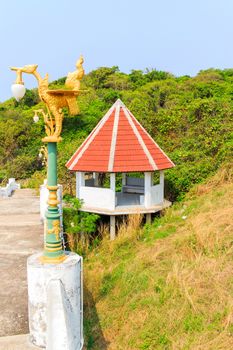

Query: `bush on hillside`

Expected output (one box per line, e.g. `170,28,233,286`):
0,66,232,201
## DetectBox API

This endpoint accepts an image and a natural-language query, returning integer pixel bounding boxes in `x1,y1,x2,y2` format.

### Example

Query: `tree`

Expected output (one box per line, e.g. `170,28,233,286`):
88,66,119,89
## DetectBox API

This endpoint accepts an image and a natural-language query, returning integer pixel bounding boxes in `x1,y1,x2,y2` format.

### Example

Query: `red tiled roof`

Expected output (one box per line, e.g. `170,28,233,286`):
66,99,175,172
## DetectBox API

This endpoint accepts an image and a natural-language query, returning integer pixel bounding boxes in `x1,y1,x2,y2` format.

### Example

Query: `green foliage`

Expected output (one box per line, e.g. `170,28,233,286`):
49,76,66,87
129,70,148,87
129,68,173,89
0,66,232,201
63,196,99,234
20,88,39,108
100,264,125,297
87,66,119,89
21,170,46,189
63,196,99,254
183,314,204,333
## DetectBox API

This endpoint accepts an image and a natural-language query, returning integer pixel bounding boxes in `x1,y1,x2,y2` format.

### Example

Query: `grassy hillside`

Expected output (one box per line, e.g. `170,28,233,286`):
83,165,233,349
0,67,232,200
0,67,232,348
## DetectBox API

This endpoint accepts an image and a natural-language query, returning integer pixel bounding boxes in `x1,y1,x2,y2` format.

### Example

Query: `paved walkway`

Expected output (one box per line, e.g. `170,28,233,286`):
0,189,43,337
0,334,38,350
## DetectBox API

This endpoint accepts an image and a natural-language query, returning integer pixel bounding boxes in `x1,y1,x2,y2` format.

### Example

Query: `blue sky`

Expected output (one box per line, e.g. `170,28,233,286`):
0,0,233,101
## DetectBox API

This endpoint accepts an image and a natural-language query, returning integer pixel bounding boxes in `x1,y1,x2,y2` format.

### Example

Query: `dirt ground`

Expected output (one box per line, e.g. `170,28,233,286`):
0,189,43,337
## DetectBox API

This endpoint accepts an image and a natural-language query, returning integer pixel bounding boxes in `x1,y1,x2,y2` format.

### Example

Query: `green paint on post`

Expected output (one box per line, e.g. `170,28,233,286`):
42,142,65,263
47,142,57,186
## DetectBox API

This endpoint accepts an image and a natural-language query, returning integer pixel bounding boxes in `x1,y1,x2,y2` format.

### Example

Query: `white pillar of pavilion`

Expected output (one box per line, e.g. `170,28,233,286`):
160,170,164,198
76,172,85,198
110,173,116,240
122,173,126,186
110,216,116,240
145,172,153,224
110,173,116,192
93,172,99,187
146,213,152,224
144,172,152,208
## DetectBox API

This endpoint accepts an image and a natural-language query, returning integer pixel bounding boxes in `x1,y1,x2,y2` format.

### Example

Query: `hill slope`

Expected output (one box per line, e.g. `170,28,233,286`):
84,166,233,350
0,67,232,200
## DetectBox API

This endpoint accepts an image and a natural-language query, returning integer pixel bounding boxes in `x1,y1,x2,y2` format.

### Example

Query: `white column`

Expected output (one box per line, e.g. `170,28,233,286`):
93,172,99,187
160,170,164,186
110,173,116,209
144,172,152,208
122,173,126,186
76,172,85,198
110,173,116,191
160,170,164,201
110,215,116,240
76,172,80,198
146,213,152,224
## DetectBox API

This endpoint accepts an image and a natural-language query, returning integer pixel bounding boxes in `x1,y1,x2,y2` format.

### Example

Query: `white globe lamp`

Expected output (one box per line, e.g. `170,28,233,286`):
11,83,26,101
33,113,39,123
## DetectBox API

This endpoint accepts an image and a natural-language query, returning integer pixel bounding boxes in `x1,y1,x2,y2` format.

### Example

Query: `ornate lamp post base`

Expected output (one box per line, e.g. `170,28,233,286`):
40,254,67,264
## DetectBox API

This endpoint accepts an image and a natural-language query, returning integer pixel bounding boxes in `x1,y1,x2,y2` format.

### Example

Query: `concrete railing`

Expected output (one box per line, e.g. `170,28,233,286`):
151,184,164,205
79,186,116,211
0,178,20,197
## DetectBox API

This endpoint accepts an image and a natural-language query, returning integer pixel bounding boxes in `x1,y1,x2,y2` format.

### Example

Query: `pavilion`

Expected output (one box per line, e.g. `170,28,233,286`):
66,99,175,239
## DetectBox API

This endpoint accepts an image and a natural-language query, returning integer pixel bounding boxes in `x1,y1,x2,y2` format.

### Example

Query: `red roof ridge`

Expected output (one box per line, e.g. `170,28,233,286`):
108,102,120,171
122,105,158,170
66,102,115,169
127,109,175,168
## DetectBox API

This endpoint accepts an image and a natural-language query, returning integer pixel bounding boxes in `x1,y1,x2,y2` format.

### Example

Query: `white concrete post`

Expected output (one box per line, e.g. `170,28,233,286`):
110,173,116,209
159,171,164,186
76,172,85,198
144,172,152,208
146,213,152,224
46,280,73,350
110,215,116,240
122,173,126,186
160,170,164,201
110,173,116,191
9,178,20,190
76,172,80,198
27,252,83,349
0,178,20,197
93,172,99,187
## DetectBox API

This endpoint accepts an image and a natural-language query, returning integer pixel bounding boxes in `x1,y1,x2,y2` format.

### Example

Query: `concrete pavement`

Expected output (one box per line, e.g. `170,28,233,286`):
0,334,39,350
0,189,43,337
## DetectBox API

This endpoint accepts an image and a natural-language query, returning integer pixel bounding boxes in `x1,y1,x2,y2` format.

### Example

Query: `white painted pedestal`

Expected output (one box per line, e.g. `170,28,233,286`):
27,252,83,350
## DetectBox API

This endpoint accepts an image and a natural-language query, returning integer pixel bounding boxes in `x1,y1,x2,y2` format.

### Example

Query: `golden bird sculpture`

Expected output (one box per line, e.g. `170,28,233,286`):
11,56,85,142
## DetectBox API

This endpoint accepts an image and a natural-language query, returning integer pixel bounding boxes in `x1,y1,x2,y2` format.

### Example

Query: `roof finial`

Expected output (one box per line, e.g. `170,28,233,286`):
115,98,125,108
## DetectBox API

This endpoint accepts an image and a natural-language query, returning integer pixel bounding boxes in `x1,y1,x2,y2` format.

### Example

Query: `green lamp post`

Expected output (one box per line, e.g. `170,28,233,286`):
10,56,85,263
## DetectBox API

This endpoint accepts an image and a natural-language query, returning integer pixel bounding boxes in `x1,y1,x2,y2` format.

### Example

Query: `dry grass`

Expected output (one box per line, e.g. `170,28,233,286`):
191,163,233,197
116,213,143,242
66,231,95,254
84,165,233,349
